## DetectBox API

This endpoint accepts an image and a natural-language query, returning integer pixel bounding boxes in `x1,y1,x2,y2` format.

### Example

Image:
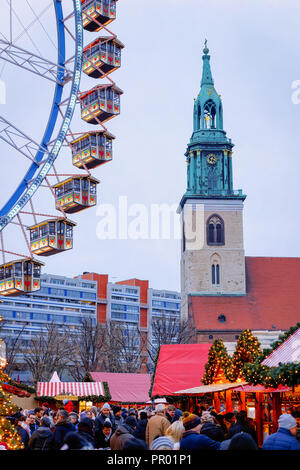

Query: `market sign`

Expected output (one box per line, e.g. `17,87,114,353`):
55,395,78,401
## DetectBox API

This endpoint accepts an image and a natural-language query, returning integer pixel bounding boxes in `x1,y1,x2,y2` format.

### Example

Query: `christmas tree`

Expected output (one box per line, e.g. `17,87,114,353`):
202,339,232,385
0,317,24,450
226,329,262,382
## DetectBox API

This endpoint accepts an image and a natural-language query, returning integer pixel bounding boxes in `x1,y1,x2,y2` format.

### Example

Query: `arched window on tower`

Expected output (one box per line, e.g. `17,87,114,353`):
207,215,225,245
211,263,220,285
203,100,216,129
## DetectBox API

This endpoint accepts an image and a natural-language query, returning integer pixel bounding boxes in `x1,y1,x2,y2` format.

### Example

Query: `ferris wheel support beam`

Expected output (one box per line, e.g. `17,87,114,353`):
0,39,72,85
0,116,50,164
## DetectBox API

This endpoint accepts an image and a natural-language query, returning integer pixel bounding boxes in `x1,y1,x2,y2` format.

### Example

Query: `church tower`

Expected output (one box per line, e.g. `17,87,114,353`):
179,42,247,320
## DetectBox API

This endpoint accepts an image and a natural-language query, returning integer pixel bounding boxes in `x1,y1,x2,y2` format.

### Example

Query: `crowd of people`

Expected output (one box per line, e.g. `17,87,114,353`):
7,401,300,451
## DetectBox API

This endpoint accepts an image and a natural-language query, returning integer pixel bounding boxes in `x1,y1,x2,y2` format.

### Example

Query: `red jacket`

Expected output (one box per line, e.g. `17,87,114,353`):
64,401,74,413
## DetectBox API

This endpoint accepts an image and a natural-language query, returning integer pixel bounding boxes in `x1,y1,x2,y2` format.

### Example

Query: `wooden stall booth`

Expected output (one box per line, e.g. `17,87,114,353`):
36,378,110,413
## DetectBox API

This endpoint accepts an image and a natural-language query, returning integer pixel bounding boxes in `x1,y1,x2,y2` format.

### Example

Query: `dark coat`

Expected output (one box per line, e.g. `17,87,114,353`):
77,430,95,449
94,428,112,449
16,425,29,450
262,428,300,451
95,413,116,433
29,422,39,436
228,422,257,443
200,422,225,442
133,419,148,441
51,420,76,450
180,431,220,450
28,427,54,450
110,424,134,450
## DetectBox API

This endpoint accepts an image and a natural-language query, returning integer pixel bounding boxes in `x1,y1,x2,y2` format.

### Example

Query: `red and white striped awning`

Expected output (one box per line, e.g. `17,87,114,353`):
37,381,104,397
262,328,300,367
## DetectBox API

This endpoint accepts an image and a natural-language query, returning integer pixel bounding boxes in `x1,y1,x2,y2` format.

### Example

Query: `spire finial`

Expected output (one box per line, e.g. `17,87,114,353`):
203,39,209,55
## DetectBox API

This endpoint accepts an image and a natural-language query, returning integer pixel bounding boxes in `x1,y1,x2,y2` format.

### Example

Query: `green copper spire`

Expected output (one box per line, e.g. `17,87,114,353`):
179,42,246,207
201,40,214,87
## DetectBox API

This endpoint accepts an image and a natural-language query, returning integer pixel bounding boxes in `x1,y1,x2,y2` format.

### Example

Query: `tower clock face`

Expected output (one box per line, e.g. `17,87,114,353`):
207,153,218,165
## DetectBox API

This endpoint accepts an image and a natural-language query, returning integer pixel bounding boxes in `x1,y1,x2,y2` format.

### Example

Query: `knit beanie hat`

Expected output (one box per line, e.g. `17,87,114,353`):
151,437,174,450
101,403,111,411
103,418,112,428
41,417,51,428
113,406,122,414
278,413,297,430
182,413,201,431
125,416,137,429
201,411,214,424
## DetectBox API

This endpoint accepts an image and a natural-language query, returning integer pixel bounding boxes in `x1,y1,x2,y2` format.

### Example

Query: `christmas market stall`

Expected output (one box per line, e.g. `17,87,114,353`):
150,343,211,409
36,372,111,412
87,372,151,409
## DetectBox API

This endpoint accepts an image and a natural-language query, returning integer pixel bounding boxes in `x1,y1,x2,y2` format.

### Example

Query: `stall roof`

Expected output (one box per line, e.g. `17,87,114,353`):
261,328,300,367
174,382,247,395
90,372,151,403
36,382,105,397
174,382,292,395
151,343,211,397
231,384,292,393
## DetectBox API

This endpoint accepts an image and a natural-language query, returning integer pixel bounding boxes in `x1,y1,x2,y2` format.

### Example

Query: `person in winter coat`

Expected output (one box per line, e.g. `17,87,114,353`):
50,410,76,450
69,412,79,431
262,413,300,451
95,419,113,449
27,414,39,436
63,400,74,414
165,405,176,424
112,406,124,428
227,411,257,443
200,411,224,442
179,414,220,450
292,410,300,443
15,416,29,450
110,416,137,450
94,403,116,433
77,417,95,449
28,417,54,451
123,437,148,450
61,432,94,450
133,411,148,442
172,408,183,423
165,420,185,450
228,432,258,450
145,404,170,448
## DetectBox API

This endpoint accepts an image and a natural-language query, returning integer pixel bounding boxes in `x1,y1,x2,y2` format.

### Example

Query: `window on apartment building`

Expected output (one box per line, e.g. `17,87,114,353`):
50,288,65,296
32,313,48,321
126,305,139,313
165,302,177,309
152,300,164,307
50,279,65,285
125,288,137,294
111,303,125,311
81,292,96,300
218,314,226,323
81,283,96,289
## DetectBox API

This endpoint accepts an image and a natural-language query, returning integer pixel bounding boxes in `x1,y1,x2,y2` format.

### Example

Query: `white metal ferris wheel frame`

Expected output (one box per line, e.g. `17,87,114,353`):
0,0,84,233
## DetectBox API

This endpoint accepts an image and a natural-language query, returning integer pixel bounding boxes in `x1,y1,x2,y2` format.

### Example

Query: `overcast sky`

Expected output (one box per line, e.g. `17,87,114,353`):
1,0,300,292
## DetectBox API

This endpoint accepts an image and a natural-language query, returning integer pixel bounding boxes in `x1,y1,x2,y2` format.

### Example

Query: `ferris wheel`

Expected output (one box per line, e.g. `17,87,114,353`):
0,0,123,297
